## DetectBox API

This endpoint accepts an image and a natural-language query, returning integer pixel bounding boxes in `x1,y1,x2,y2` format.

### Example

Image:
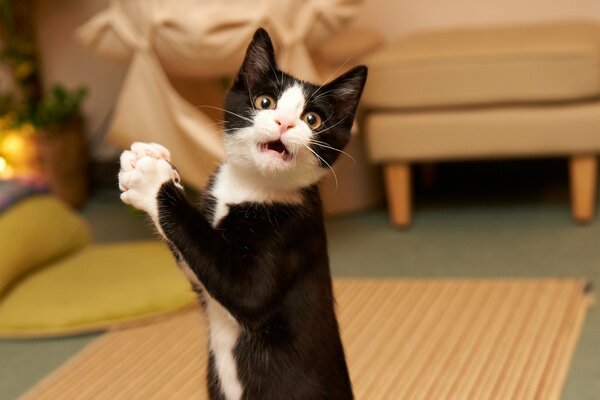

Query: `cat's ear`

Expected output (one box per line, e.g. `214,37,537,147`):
236,28,277,87
323,65,368,118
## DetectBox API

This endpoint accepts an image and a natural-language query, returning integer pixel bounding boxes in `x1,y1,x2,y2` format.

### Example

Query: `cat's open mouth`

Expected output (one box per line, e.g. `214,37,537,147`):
260,140,292,161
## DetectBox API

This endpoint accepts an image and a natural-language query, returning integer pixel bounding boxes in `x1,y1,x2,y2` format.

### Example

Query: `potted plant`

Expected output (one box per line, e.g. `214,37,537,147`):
0,0,89,207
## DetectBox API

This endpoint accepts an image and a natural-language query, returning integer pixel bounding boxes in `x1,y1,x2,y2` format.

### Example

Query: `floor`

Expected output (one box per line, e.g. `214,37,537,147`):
1,158,598,399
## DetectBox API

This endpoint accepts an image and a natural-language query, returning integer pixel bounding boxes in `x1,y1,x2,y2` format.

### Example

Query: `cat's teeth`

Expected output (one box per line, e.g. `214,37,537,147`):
260,140,291,161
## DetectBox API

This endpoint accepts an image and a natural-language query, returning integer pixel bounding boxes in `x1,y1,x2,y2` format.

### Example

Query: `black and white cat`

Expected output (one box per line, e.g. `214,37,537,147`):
118,28,367,400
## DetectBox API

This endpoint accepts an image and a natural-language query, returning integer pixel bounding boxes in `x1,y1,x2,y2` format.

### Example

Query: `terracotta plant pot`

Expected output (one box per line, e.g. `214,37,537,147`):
34,117,89,207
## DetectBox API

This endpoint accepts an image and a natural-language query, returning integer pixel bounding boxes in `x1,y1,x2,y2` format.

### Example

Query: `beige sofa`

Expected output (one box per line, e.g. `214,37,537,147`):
362,22,600,227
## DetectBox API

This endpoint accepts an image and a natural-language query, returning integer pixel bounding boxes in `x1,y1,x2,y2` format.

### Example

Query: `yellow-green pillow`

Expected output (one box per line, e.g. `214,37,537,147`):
0,196,91,296
0,241,195,337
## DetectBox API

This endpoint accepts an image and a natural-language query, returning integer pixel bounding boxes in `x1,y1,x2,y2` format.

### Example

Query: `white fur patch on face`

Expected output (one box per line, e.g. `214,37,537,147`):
275,85,305,122
224,84,325,193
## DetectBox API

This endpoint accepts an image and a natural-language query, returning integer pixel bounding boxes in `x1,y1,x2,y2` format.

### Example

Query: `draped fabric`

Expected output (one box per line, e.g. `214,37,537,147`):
77,0,363,188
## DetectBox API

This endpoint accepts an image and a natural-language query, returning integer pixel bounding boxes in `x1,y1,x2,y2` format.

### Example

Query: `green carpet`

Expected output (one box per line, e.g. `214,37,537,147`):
0,334,97,399
1,159,598,400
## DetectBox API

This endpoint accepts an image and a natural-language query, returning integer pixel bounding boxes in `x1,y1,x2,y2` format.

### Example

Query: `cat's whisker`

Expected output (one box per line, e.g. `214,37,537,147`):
199,121,244,135
280,54,285,87
309,141,356,164
309,57,352,100
268,63,281,86
316,113,335,127
316,116,348,135
311,89,336,102
245,76,257,111
303,144,338,191
221,128,244,134
199,121,226,129
195,105,254,123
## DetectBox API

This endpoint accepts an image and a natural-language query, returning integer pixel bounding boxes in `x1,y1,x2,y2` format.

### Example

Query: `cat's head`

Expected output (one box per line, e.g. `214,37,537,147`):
223,28,367,191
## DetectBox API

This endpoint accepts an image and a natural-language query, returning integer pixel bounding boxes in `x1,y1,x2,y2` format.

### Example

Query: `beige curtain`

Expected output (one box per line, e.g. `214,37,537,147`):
76,0,362,188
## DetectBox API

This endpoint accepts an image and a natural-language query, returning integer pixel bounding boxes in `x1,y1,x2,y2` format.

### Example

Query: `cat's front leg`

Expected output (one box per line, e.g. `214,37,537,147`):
118,142,181,225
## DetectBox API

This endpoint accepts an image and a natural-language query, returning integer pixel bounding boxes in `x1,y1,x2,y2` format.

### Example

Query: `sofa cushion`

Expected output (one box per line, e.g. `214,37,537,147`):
365,100,600,162
362,22,600,109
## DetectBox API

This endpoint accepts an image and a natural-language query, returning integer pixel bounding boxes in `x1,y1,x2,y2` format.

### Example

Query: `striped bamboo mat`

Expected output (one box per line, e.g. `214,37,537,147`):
22,279,592,400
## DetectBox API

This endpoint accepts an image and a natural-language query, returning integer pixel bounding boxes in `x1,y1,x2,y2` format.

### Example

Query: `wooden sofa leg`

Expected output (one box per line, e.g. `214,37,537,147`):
569,155,597,223
384,162,412,227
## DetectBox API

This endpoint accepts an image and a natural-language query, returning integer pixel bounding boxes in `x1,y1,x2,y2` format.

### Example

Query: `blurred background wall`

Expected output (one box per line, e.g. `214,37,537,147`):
36,0,126,158
353,0,600,40
30,0,600,157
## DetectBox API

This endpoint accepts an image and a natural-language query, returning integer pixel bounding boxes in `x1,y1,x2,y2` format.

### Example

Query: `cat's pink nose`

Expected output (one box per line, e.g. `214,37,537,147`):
275,118,295,134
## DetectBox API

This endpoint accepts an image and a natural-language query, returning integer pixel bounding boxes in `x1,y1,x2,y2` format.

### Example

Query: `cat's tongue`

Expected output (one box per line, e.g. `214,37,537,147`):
261,140,291,161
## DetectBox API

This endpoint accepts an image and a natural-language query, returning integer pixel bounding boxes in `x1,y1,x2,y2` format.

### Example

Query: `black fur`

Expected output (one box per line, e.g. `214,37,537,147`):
158,183,352,399
155,28,367,399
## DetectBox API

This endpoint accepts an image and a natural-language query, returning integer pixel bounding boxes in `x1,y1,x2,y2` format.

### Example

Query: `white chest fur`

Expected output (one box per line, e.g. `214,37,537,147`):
205,292,243,400
209,163,303,227
177,260,243,400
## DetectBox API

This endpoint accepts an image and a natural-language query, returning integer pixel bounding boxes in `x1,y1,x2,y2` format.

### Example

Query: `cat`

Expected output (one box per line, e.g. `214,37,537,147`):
118,28,367,400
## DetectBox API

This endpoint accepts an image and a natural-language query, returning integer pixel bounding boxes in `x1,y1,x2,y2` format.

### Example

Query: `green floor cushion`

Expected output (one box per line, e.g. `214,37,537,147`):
0,241,195,338
0,196,91,296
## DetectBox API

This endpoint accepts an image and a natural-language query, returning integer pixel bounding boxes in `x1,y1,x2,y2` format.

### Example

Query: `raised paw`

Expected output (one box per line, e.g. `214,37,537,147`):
118,142,180,218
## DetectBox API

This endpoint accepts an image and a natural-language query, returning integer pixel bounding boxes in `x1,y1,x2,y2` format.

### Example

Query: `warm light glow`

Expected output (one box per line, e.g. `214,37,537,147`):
3,165,14,178
0,118,39,179
1,133,27,156
0,156,14,179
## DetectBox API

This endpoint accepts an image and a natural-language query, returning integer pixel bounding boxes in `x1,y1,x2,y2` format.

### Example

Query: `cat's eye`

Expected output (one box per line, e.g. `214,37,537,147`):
302,112,322,129
254,95,276,110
